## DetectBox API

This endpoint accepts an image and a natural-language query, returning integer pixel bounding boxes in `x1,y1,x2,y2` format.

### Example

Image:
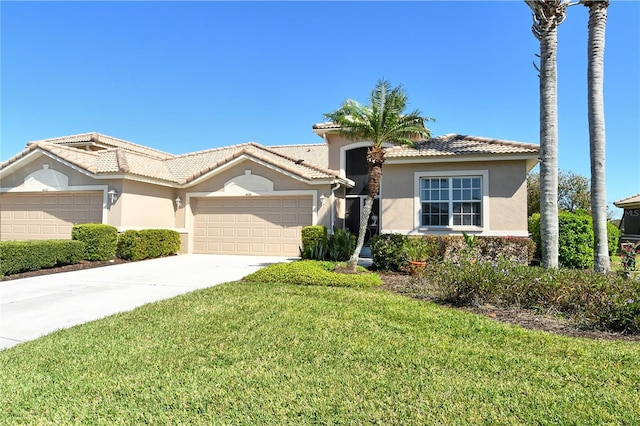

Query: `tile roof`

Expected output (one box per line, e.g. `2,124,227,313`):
28,132,174,160
614,193,640,208
2,133,345,186
385,134,539,158
1,131,538,187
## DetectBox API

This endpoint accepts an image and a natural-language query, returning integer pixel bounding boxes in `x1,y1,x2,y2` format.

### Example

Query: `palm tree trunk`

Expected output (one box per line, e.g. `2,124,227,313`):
347,147,384,272
586,0,610,273
539,22,560,269
347,195,373,271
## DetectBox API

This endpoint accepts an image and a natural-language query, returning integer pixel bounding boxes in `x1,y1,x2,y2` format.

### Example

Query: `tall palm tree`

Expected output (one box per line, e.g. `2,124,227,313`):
526,0,570,269
324,79,432,271
583,0,610,273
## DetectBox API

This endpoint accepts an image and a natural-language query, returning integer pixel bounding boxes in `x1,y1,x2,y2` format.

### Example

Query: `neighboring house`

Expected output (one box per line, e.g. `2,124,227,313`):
614,194,640,245
0,126,539,256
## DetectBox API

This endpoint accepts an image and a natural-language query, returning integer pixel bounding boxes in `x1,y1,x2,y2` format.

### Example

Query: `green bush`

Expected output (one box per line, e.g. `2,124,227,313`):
529,212,620,268
244,260,381,288
300,226,328,260
0,240,85,276
326,228,356,262
607,222,620,256
370,233,408,272
117,229,180,261
422,259,640,333
72,223,118,261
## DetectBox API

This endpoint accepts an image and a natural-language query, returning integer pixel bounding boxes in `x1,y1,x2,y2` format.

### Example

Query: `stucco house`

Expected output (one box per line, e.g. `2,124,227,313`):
614,193,640,245
0,125,539,256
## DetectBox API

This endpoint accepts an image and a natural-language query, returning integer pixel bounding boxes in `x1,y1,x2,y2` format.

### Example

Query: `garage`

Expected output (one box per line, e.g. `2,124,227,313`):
0,192,103,241
193,196,312,256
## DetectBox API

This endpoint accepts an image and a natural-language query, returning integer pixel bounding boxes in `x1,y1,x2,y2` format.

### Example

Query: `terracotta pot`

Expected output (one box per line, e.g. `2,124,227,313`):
407,260,427,276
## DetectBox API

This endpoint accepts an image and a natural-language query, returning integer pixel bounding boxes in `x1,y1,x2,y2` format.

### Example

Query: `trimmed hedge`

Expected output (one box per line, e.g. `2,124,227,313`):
370,233,408,271
117,229,181,261
528,212,620,269
370,234,535,272
0,240,85,276
300,226,328,259
244,260,381,288
72,223,118,261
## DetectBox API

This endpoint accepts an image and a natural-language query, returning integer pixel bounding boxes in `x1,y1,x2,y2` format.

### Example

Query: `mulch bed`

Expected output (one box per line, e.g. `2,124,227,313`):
379,272,640,343
2,260,638,342
0,258,130,281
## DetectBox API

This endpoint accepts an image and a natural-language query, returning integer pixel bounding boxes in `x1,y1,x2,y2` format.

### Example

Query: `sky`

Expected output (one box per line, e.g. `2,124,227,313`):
1,0,639,215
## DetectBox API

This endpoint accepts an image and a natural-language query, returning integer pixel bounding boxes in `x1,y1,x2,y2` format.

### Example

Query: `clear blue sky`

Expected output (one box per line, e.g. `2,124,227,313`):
1,1,638,215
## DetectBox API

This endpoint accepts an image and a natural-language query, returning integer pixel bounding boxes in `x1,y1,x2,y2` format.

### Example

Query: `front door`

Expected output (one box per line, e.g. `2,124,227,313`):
345,196,379,245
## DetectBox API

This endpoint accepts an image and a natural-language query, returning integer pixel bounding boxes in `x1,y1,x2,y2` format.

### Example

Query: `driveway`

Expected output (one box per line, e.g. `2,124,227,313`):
0,254,293,350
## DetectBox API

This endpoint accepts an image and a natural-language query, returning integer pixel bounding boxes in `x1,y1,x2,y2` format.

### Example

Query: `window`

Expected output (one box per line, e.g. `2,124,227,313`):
419,175,484,228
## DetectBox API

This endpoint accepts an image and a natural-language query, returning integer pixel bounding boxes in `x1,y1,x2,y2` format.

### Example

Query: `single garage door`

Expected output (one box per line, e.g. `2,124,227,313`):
0,192,103,241
193,196,312,256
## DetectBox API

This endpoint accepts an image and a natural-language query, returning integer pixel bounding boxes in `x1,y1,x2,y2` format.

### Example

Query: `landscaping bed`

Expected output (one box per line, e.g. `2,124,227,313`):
379,272,640,342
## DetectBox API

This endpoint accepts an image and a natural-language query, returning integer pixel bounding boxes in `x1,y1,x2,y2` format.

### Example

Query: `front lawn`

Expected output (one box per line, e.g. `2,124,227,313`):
1,281,638,424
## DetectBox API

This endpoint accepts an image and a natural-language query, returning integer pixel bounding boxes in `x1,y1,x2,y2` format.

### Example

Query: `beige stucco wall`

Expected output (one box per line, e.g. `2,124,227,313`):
1,155,105,188
379,160,528,236
181,158,333,230
118,180,176,229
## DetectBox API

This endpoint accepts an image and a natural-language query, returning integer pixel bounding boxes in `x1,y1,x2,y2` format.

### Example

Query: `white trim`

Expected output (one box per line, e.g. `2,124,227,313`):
413,170,490,233
382,228,529,237
185,154,319,188
185,189,318,254
0,184,110,225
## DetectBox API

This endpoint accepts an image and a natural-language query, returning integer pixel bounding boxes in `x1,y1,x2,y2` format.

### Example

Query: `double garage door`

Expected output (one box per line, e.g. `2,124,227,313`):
0,192,103,241
193,196,312,256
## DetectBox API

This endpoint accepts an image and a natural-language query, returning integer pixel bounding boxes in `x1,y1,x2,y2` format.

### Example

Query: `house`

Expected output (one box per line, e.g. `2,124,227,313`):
614,194,640,245
0,127,539,256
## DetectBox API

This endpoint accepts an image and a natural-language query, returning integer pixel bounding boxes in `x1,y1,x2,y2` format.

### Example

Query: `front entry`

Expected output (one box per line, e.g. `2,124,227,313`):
345,196,379,245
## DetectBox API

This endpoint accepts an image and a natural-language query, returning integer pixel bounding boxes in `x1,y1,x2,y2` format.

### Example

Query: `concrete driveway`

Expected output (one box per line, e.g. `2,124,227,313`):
0,254,293,350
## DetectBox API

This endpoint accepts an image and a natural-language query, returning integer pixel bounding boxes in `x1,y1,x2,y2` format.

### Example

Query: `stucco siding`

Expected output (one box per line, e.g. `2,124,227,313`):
119,181,176,229
380,160,529,235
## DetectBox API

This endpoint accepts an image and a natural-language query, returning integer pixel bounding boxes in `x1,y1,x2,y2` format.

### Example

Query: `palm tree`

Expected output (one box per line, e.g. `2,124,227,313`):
583,0,610,273
526,0,570,269
324,79,432,271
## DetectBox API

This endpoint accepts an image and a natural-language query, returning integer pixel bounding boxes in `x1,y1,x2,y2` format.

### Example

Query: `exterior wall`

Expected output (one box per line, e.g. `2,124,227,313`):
181,158,332,229
380,160,529,236
325,134,362,172
119,180,176,229
180,159,333,253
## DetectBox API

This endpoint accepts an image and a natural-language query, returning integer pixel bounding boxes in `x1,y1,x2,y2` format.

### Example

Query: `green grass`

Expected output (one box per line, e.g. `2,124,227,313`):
1,282,639,425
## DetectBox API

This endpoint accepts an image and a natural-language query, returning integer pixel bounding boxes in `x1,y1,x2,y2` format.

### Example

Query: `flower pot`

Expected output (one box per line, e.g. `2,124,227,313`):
407,260,427,276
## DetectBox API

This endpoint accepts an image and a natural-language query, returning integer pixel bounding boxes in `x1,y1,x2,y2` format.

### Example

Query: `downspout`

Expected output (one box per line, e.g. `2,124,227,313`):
330,182,340,232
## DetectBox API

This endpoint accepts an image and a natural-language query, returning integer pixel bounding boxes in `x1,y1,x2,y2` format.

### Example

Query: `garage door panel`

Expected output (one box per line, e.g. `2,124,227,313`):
193,196,312,256
0,192,103,241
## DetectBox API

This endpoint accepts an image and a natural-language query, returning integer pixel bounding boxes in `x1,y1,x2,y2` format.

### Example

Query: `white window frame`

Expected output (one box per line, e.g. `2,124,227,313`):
414,170,489,232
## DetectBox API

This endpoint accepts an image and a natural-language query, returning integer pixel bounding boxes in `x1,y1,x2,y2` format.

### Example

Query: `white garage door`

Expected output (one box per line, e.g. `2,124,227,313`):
0,192,103,241
193,196,312,256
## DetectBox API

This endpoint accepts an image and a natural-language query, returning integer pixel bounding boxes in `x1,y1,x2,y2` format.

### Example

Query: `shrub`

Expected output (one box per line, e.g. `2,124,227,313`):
300,226,328,260
421,259,640,333
0,240,85,276
72,223,118,261
326,228,355,262
117,229,180,261
370,233,407,272
607,222,620,256
244,260,381,288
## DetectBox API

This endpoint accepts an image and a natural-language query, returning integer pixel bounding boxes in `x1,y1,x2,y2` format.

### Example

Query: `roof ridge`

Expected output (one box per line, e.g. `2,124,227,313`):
28,132,175,159
171,142,254,159
252,144,338,177
268,143,326,148
429,134,538,149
